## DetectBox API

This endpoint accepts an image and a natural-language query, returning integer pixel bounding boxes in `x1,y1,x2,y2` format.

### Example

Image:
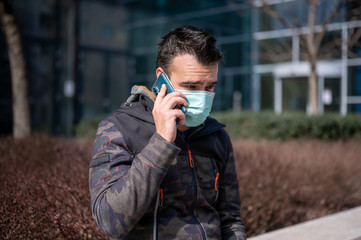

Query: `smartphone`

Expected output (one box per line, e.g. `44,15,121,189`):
152,73,187,113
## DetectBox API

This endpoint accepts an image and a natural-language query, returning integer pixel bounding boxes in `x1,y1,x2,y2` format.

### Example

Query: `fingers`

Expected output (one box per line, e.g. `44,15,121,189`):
158,84,167,98
155,86,188,111
152,86,188,142
174,109,186,126
154,84,167,109
163,95,188,111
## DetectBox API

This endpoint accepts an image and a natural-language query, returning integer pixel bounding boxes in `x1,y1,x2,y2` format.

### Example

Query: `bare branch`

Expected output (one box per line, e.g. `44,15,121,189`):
305,0,317,60
259,0,298,31
348,27,361,48
319,47,342,60
347,49,359,58
317,30,342,59
258,39,292,63
314,0,346,51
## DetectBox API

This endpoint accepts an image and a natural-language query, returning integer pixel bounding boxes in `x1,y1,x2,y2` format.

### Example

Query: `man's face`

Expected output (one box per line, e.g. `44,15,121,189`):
157,54,218,92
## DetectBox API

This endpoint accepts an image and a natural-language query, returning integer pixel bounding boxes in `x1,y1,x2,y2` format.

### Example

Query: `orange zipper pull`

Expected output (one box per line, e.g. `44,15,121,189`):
215,172,220,191
187,150,194,168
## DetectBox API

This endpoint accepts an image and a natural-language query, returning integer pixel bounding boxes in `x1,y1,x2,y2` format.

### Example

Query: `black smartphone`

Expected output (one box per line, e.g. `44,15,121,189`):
152,73,187,113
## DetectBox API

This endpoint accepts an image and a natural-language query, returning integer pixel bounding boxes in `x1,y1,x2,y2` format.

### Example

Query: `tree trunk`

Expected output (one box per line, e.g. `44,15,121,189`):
0,0,31,138
306,0,319,115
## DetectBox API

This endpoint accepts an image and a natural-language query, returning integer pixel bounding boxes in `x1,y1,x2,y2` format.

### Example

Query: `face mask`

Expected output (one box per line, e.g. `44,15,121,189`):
176,90,215,127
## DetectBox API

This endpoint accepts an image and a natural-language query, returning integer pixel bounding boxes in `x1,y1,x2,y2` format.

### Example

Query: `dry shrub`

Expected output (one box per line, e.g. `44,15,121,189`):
0,134,106,239
1,134,361,239
234,138,361,237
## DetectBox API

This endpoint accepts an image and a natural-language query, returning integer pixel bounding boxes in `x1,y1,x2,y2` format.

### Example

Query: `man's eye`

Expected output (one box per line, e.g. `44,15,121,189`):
186,85,196,89
206,85,215,91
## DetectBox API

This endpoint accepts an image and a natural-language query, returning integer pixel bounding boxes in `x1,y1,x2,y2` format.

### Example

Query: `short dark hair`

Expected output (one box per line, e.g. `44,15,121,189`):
156,26,223,73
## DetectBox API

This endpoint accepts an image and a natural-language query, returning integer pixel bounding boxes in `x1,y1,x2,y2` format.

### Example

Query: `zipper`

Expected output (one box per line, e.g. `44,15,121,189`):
153,187,164,240
186,124,204,140
186,142,207,240
214,172,220,202
187,149,194,168
209,158,220,203
215,172,220,191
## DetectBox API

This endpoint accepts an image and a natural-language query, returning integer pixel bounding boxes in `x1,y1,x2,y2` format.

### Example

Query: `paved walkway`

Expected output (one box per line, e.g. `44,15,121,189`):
249,206,361,240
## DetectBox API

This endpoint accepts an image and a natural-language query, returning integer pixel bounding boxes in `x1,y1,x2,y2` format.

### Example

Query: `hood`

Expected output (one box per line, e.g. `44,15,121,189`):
115,85,156,125
126,85,156,103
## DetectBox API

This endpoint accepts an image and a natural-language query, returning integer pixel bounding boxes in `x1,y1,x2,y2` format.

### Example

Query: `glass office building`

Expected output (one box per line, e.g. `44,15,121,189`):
0,0,360,135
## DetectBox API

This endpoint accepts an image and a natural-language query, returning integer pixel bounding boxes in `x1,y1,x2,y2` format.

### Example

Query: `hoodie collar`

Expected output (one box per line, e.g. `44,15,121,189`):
126,85,156,103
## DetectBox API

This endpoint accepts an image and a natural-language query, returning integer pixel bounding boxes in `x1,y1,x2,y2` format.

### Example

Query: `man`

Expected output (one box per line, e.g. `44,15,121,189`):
89,26,247,240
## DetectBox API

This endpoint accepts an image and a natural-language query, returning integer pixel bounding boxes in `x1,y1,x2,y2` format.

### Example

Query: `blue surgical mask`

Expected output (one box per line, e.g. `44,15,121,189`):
177,90,215,127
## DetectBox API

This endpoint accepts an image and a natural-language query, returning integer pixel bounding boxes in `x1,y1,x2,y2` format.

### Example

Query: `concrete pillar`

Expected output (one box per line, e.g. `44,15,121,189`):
318,75,324,114
251,5,260,112
253,73,261,112
292,34,300,63
274,76,282,114
341,24,348,115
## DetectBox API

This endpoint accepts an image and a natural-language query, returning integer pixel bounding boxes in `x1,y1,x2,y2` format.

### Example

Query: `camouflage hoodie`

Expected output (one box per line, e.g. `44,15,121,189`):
89,86,246,240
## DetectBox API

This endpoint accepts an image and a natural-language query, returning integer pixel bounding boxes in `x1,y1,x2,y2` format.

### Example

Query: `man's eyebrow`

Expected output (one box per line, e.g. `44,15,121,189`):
181,81,218,85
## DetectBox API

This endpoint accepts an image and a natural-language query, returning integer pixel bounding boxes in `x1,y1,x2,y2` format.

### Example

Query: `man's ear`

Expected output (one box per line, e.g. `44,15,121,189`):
156,67,165,78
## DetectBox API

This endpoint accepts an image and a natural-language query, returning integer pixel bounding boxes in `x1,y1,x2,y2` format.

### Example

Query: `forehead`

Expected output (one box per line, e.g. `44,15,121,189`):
169,54,218,77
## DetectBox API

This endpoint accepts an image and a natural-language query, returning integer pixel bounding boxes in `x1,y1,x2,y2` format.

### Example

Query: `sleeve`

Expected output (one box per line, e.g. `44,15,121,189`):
217,133,247,240
89,120,180,239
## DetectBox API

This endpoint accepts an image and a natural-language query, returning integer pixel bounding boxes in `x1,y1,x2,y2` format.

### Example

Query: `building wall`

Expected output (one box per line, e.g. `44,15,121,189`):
0,0,360,135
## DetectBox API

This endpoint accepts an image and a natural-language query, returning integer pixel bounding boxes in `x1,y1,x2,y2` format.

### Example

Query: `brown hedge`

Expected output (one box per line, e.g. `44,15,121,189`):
1,135,361,239
0,135,106,239
234,138,361,236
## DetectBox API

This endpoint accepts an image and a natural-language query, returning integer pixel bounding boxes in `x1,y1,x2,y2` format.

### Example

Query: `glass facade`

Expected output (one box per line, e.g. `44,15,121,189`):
0,0,360,135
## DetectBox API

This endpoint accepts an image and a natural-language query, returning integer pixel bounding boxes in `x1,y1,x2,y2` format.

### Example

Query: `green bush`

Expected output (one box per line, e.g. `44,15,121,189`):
75,112,361,140
75,115,106,138
211,111,361,140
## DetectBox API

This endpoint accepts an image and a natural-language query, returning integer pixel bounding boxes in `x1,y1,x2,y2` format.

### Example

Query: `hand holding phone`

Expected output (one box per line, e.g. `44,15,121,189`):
152,73,187,113
151,72,188,142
